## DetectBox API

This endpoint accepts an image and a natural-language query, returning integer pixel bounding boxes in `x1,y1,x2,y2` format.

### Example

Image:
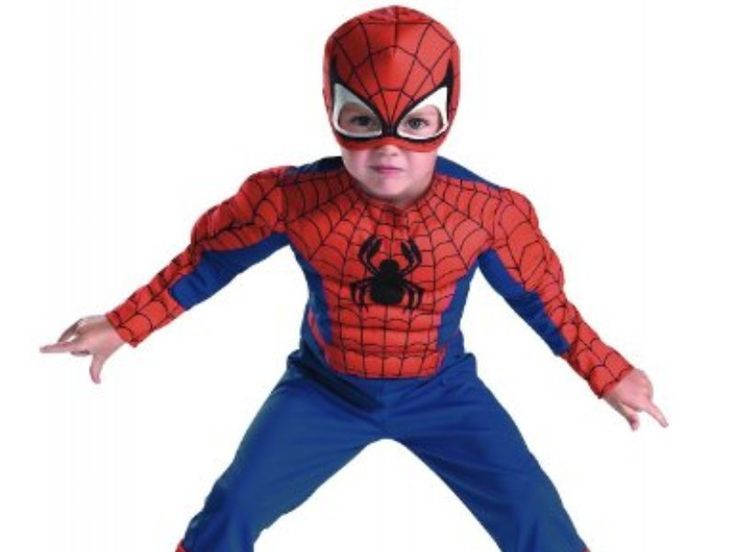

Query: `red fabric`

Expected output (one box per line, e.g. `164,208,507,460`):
105,158,634,396
323,5,460,151
491,190,634,397
104,166,289,347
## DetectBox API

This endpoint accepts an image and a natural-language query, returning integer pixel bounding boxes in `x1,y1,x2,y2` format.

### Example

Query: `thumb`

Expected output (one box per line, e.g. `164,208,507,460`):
629,414,640,431
618,403,640,431
89,355,105,384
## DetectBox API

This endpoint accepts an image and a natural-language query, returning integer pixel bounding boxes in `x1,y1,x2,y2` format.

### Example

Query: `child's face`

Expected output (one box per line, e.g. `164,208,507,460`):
341,142,438,208
339,102,441,207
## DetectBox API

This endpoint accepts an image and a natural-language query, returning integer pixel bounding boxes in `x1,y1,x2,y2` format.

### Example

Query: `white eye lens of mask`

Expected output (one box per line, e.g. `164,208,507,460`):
332,83,383,138
397,106,442,138
396,86,449,140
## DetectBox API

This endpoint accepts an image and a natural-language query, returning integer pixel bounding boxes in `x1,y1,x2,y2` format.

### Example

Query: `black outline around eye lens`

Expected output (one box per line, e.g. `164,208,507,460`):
329,56,455,144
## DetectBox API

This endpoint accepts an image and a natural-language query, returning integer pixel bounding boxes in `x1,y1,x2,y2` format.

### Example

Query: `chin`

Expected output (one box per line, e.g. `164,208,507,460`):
366,179,408,196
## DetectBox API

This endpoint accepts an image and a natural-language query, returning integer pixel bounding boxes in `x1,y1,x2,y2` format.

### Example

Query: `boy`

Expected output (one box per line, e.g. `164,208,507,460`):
40,5,668,552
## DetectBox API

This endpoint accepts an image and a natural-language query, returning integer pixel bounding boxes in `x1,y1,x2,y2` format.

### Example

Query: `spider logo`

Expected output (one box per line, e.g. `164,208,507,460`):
350,235,425,311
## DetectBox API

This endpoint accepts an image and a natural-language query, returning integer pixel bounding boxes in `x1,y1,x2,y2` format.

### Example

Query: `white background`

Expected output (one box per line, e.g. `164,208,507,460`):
3,0,734,550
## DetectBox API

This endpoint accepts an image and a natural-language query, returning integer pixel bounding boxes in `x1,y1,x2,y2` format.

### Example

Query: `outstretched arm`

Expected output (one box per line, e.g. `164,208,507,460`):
104,165,291,347
478,188,667,427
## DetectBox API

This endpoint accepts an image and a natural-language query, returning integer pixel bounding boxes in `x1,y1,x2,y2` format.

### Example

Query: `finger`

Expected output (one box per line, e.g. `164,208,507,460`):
57,318,85,342
617,402,640,431
607,399,637,430
72,350,91,357
89,355,105,384
40,340,83,354
643,400,669,428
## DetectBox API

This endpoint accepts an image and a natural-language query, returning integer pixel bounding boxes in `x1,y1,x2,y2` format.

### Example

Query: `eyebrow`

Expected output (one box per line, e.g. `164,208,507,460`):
342,102,372,112
405,106,440,117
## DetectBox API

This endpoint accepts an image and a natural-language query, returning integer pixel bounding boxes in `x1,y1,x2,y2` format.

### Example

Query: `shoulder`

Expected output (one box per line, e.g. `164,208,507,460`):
435,156,537,228
435,156,502,190
283,156,346,179
233,156,344,208
278,155,352,215
231,165,293,216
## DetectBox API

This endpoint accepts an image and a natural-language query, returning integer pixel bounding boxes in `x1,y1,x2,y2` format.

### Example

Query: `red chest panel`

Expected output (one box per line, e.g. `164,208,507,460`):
282,165,497,378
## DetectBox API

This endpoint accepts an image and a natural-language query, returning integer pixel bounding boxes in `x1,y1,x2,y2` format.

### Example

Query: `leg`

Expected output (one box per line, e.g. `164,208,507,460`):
393,361,589,552
177,363,383,552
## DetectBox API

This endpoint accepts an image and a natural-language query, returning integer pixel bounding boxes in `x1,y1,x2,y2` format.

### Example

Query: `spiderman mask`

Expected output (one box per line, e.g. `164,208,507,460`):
323,5,460,152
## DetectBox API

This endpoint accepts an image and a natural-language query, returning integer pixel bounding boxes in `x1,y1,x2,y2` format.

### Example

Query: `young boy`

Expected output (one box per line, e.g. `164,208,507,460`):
40,5,668,552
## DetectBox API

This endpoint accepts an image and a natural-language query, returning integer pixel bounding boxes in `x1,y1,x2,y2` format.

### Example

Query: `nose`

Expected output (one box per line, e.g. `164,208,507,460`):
374,143,401,157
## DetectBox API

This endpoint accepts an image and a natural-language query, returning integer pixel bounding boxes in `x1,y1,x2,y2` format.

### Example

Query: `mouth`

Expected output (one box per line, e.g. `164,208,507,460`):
371,165,403,174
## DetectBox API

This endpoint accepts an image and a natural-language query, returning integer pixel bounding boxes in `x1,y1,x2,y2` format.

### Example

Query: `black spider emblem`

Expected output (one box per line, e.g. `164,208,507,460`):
350,235,424,311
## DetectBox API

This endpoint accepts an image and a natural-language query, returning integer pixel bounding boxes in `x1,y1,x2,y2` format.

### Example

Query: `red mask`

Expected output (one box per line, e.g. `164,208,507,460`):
323,5,460,152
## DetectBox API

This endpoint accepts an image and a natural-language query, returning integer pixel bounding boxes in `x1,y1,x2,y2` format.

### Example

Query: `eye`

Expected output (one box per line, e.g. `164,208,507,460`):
395,86,450,140
397,109,439,138
404,117,429,130
349,115,380,128
332,83,383,138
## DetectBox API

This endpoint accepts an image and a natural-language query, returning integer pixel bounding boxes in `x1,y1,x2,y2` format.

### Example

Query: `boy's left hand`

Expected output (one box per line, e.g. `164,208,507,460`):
602,368,669,431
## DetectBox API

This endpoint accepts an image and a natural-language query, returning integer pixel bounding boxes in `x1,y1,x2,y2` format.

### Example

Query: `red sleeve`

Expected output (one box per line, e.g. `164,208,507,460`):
104,166,291,348
478,188,635,398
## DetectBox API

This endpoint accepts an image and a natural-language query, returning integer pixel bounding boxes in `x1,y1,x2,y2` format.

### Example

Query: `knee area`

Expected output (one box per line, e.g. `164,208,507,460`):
507,472,563,521
198,468,264,526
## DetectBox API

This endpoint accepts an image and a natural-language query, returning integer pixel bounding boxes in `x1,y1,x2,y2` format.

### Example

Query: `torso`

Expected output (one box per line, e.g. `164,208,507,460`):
280,156,504,378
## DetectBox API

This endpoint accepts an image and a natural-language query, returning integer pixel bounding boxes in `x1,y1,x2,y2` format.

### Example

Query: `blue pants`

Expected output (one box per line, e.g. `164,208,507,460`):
178,349,589,552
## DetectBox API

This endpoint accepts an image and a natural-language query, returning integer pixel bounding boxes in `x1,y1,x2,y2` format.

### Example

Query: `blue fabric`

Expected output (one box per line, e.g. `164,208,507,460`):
291,247,334,344
181,351,588,552
477,248,570,355
437,260,478,348
171,233,289,310
435,155,502,189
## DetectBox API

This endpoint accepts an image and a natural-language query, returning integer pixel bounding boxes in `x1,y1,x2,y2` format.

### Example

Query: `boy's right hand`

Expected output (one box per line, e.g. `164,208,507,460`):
602,367,669,431
39,315,126,384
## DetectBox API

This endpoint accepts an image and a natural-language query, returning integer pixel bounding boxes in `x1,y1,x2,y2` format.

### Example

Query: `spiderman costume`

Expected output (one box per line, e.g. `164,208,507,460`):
103,6,634,551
